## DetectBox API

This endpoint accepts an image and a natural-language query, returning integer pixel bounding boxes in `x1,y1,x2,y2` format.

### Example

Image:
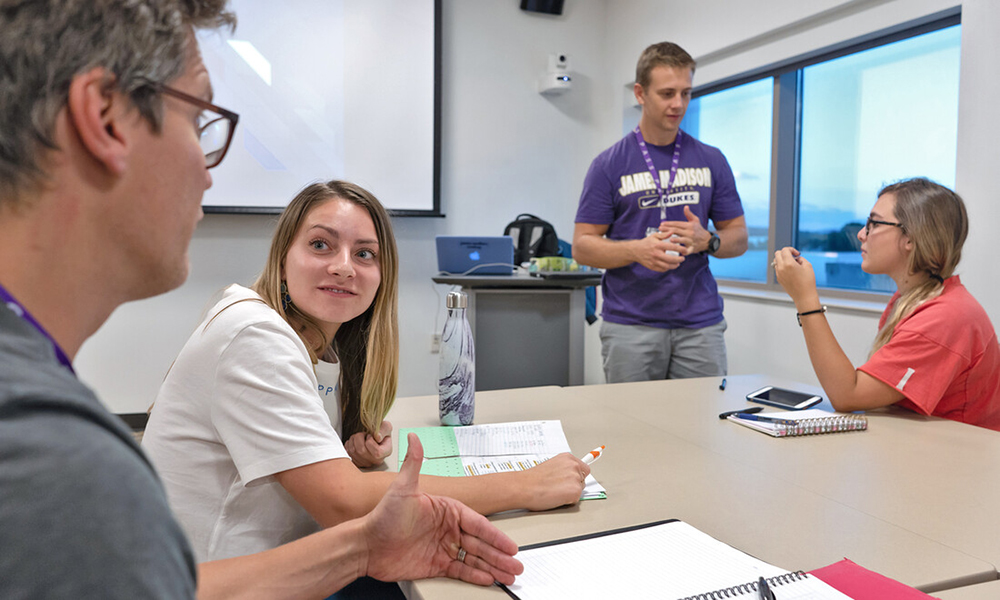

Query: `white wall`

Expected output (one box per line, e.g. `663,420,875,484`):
953,0,1000,321
78,0,1000,411
77,0,613,413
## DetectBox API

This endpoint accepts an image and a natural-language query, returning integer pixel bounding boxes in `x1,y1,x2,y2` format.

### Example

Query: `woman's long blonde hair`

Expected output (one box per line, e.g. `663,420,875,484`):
252,180,399,438
870,178,967,354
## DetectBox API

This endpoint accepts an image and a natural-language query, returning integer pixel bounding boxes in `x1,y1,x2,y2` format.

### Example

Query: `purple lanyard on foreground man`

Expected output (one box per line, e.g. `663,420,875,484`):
0,282,75,374
633,126,683,221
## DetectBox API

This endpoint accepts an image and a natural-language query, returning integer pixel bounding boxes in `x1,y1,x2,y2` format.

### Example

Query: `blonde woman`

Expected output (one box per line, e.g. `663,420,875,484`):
774,178,1000,430
142,181,589,562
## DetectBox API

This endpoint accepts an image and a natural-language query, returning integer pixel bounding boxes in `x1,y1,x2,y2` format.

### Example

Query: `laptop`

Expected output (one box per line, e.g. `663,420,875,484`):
436,236,515,275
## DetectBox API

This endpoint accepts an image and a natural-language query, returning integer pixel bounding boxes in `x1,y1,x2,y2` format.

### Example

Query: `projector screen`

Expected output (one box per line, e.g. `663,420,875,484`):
196,0,440,215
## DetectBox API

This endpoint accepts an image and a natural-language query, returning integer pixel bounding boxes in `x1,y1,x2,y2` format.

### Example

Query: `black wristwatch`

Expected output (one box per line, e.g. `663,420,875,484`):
706,232,721,255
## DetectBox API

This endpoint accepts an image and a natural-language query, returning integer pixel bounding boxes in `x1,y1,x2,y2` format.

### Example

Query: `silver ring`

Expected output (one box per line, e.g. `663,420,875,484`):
456,548,467,563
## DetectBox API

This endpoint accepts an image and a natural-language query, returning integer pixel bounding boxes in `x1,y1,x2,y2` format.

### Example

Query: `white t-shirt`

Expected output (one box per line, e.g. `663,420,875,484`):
143,284,349,561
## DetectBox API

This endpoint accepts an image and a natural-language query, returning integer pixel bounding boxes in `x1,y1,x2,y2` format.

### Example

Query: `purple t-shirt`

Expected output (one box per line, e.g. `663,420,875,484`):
575,130,743,329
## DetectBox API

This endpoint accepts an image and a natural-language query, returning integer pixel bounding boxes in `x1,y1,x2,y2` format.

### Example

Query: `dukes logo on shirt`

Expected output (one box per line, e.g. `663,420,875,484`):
637,190,701,210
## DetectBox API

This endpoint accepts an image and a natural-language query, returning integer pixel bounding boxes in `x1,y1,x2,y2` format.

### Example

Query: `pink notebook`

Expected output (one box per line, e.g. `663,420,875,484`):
809,558,940,599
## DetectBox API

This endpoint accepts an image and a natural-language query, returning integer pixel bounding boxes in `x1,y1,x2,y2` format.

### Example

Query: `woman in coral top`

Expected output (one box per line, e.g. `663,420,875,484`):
774,178,1000,431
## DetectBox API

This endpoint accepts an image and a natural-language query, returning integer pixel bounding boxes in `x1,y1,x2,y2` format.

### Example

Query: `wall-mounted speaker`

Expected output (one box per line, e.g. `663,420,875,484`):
520,0,564,16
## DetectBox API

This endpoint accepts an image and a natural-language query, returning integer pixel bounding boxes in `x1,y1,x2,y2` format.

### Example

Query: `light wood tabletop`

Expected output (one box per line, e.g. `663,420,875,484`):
386,378,999,599
591,374,1000,581
935,579,1000,599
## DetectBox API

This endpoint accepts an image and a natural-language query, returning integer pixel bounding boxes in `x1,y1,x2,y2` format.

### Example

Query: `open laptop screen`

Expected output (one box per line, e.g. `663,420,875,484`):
436,236,515,275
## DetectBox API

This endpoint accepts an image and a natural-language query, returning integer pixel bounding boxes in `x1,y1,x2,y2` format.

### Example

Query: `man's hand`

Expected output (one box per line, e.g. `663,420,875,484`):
360,434,524,586
345,420,393,468
659,206,710,254
632,232,687,272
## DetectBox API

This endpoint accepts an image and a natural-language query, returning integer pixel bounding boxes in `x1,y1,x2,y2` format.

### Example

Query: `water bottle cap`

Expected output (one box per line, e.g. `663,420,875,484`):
446,291,468,309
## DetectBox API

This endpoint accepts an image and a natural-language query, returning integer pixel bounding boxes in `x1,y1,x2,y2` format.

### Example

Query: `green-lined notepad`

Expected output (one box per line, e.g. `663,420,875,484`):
399,420,607,500
397,426,465,476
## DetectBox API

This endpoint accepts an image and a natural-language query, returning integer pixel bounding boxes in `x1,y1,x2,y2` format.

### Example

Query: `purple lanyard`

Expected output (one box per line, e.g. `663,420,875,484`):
0,282,75,374
633,127,683,221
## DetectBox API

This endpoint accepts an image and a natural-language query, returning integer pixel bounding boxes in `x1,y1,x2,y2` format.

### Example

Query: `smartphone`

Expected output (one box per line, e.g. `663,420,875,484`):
746,386,822,410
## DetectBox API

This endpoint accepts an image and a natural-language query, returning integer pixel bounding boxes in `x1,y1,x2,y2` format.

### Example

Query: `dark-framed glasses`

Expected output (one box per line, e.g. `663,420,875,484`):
865,216,905,235
142,79,239,169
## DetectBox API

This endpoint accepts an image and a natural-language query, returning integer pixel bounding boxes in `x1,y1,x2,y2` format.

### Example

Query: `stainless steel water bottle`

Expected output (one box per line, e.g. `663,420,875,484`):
439,291,475,425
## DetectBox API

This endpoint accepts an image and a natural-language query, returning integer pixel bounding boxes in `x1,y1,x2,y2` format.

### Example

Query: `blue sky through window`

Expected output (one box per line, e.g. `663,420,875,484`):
680,23,960,291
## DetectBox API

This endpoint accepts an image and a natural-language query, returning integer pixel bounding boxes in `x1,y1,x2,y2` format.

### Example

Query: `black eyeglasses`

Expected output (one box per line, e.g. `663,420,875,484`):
865,216,905,235
142,79,239,169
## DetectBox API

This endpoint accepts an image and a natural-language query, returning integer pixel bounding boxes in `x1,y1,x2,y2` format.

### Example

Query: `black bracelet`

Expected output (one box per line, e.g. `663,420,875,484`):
796,306,827,327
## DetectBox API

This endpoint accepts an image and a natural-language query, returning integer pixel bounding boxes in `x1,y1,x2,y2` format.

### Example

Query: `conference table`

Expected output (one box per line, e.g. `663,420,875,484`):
385,375,1000,599
937,580,1000,599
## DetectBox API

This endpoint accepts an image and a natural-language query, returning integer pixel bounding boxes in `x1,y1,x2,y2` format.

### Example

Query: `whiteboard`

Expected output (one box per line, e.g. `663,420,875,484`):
197,0,439,215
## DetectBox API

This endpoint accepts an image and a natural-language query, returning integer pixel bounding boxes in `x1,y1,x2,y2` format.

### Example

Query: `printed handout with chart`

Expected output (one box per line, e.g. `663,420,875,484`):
399,420,606,500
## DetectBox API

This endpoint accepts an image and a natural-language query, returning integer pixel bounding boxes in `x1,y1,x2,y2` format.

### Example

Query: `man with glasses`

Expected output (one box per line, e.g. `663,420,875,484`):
140,78,241,169
0,1,521,598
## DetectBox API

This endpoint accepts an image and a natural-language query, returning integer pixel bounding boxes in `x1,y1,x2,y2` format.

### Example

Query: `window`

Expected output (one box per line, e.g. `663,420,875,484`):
683,78,773,282
798,24,960,292
688,16,961,294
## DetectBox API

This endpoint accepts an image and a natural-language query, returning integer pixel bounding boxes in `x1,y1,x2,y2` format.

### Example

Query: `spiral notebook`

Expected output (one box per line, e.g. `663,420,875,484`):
727,409,868,437
500,519,851,599
679,572,852,599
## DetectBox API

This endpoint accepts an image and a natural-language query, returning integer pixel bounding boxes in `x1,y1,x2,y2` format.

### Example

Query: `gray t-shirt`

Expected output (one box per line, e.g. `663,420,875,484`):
0,304,197,599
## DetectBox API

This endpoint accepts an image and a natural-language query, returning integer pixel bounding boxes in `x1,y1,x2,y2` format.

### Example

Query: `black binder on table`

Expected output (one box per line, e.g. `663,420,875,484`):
499,519,850,599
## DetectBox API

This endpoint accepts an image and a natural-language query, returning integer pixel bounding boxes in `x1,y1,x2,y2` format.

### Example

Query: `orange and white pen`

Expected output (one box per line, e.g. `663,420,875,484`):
580,445,605,465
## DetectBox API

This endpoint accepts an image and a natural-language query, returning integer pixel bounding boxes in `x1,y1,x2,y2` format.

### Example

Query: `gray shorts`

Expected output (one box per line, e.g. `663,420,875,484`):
600,319,728,382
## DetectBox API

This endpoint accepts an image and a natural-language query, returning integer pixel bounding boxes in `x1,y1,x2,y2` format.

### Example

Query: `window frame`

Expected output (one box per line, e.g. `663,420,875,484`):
691,8,961,301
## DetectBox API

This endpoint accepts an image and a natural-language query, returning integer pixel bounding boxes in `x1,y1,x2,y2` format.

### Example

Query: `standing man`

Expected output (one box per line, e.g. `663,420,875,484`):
574,42,748,382
0,1,520,598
